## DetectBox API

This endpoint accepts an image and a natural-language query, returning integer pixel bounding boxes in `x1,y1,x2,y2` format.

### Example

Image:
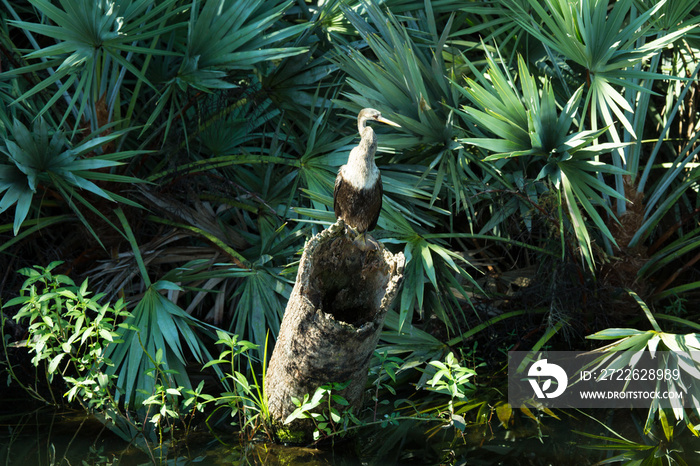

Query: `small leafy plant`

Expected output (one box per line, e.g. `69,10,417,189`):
204,330,273,441
426,352,477,400
2,262,218,463
140,351,214,461
285,380,361,442
2,261,129,408
370,350,404,421
425,351,477,431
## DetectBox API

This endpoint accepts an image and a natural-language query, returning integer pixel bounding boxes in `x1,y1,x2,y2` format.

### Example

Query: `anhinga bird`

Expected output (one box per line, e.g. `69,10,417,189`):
334,108,400,248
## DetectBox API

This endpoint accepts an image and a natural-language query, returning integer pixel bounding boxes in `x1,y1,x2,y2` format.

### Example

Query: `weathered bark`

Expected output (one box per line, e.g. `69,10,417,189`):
264,220,405,442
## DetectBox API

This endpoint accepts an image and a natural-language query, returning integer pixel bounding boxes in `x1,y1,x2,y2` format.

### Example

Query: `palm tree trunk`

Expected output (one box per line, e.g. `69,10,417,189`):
264,220,405,442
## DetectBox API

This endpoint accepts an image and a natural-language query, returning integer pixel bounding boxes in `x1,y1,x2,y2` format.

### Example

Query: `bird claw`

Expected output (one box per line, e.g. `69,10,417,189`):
353,232,380,251
345,224,360,239
339,222,380,251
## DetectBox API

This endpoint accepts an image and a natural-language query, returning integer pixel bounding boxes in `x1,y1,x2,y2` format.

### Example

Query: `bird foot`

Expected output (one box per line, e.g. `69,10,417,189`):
353,233,380,251
344,224,360,238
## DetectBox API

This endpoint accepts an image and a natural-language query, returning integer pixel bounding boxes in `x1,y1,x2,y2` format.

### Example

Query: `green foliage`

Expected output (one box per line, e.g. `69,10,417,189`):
98,210,224,409
426,351,477,401
370,350,403,407
491,0,700,277
459,52,629,270
285,380,361,442
5,0,184,127
101,281,220,408
0,118,141,238
507,0,691,140
282,350,480,444
4,0,307,132
575,410,692,465
2,262,128,406
587,291,700,437
184,0,307,72
146,0,308,133
141,365,214,461
3,0,700,460
421,351,477,433
2,263,226,462
204,329,273,441
3,0,698,339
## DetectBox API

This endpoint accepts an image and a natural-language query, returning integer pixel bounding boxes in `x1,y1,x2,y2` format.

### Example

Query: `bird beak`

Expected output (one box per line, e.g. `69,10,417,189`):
376,116,401,128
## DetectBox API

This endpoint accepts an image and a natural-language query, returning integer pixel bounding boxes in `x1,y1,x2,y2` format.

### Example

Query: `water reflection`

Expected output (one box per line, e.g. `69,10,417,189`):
4,403,700,465
0,405,151,465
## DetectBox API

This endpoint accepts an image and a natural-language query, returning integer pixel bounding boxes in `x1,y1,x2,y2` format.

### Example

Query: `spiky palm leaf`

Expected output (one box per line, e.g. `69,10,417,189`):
458,52,629,270
504,0,694,199
0,118,142,240
6,0,185,128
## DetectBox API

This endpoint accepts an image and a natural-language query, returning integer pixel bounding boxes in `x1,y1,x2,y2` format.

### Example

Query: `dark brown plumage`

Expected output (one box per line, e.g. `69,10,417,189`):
333,108,400,235
334,174,383,233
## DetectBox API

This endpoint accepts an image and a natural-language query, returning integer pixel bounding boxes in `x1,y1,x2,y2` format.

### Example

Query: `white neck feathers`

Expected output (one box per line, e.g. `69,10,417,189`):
341,127,379,190
341,152,379,190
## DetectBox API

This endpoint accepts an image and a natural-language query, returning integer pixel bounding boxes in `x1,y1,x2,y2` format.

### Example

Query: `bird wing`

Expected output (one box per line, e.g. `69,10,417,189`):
333,168,343,219
368,173,382,231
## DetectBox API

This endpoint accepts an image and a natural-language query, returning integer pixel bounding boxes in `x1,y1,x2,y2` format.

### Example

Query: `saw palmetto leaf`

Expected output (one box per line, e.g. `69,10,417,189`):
101,210,226,408
636,0,700,30
458,52,628,270
504,0,694,146
586,291,700,432
185,0,307,72
141,0,308,135
0,118,143,239
6,0,184,128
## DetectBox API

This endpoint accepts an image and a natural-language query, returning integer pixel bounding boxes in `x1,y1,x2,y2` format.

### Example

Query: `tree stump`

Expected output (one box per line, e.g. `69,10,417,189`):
264,220,405,443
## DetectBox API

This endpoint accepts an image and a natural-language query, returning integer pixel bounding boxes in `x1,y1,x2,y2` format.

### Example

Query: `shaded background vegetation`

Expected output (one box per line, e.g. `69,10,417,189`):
2,0,700,463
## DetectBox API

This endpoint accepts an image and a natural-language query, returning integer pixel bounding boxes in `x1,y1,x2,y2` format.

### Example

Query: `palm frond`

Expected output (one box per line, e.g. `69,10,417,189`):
0,118,143,239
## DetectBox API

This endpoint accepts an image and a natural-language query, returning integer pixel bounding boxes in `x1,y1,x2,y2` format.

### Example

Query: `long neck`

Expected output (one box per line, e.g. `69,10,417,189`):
342,126,379,190
348,126,377,170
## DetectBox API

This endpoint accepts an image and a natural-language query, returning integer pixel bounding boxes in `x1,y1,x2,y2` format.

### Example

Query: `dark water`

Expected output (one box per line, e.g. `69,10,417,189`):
1,406,371,465
3,402,700,465
0,405,149,465
0,404,376,465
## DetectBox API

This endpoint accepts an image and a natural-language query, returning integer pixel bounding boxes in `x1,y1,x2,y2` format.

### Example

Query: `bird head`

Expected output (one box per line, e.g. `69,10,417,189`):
357,108,401,133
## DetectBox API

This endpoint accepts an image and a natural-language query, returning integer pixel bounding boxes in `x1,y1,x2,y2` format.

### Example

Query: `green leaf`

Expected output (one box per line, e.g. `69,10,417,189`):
48,352,66,374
